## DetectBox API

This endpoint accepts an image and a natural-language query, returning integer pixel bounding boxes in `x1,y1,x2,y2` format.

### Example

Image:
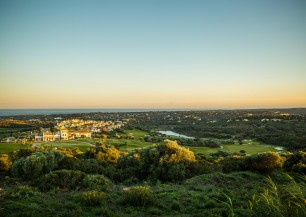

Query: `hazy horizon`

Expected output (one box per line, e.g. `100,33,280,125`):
1,106,305,110
1,0,306,109
1,107,306,117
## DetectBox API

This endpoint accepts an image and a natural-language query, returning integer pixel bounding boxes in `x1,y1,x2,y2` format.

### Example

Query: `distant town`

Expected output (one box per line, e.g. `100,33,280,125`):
34,119,124,142
0,118,126,144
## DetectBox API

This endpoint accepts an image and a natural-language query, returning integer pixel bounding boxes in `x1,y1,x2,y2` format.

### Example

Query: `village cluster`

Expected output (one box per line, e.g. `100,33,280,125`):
34,119,124,142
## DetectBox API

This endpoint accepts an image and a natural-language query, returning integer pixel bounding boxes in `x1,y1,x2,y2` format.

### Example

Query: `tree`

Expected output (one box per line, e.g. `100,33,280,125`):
198,139,221,148
243,152,284,173
84,145,121,165
12,151,65,179
118,140,196,182
0,154,12,172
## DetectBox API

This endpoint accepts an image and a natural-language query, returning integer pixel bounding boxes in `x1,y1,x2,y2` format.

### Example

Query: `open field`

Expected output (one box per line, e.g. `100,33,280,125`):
105,138,155,152
0,128,23,134
0,129,285,154
0,127,35,133
0,141,282,155
189,144,279,155
125,129,148,139
34,140,95,152
0,143,32,153
0,128,14,133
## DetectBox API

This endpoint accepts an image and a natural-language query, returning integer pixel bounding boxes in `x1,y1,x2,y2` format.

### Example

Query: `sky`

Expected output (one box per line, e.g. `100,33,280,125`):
0,0,305,109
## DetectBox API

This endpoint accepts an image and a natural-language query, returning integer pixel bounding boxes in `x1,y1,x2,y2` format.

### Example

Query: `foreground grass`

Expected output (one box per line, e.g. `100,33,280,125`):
1,171,305,217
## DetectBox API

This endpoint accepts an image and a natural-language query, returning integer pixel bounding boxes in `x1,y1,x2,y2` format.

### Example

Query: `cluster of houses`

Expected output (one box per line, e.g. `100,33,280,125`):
35,128,92,142
57,119,124,133
34,119,124,142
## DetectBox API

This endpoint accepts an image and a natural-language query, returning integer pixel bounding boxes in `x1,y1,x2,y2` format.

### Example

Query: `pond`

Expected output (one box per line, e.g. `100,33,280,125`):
158,130,195,139
274,146,284,151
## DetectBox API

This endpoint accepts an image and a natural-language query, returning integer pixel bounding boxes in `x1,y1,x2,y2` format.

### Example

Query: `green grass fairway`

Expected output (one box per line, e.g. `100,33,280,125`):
125,129,148,139
189,144,280,155
0,128,19,133
78,129,155,152
104,129,155,152
35,140,95,152
0,143,32,153
0,129,284,155
0,141,282,155
104,138,155,152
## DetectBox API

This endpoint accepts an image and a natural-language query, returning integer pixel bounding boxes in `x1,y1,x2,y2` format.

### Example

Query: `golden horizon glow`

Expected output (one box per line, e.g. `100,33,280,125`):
1,83,305,109
1,1,306,109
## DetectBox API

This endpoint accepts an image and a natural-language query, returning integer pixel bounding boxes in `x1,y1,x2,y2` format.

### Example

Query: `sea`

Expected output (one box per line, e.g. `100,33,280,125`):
0,109,187,117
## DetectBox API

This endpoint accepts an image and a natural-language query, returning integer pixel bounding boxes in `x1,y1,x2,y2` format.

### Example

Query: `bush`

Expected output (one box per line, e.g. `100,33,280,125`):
193,154,223,174
12,148,35,160
153,162,191,182
118,140,196,182
222,155,244,173
54,147,82,158
0,154,12,173
81,191,105,206
210,151,232,158
84,145,121,165
158,140,196,162
283,151,306,174
11,185,40,198
57,156,81,170
122,186,156,206
38,169,85,191
243,152,284,173
11,151,65,179
292,162,306,174
77,159,117,179
82,174,113,191
198,139,221,148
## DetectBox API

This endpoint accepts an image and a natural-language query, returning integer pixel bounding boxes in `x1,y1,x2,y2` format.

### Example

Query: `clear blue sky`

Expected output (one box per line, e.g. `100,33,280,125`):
0,0,305,109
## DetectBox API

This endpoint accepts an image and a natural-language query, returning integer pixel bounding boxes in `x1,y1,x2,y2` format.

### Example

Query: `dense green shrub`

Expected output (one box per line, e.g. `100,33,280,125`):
198,139,221,148
77,159,117,179
210,151,232,158
221,155,244,173
11,146,55,161
81,191,105,206
11,151,65,179
38,169,85,191
122,186,156,206
193,154,223,174
153,162,193,182
57,156,81,170
53,147,83,158
11,185,40,198
243,152,284,173
82,174,113,191
0,154,12,173
292,163,306,174
283,151,306,174
58,156,118,179
12,148,36,160
118,140,196,182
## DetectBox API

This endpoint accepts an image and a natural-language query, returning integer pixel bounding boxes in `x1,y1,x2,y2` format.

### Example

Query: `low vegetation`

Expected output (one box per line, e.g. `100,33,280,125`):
0,137,306,216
